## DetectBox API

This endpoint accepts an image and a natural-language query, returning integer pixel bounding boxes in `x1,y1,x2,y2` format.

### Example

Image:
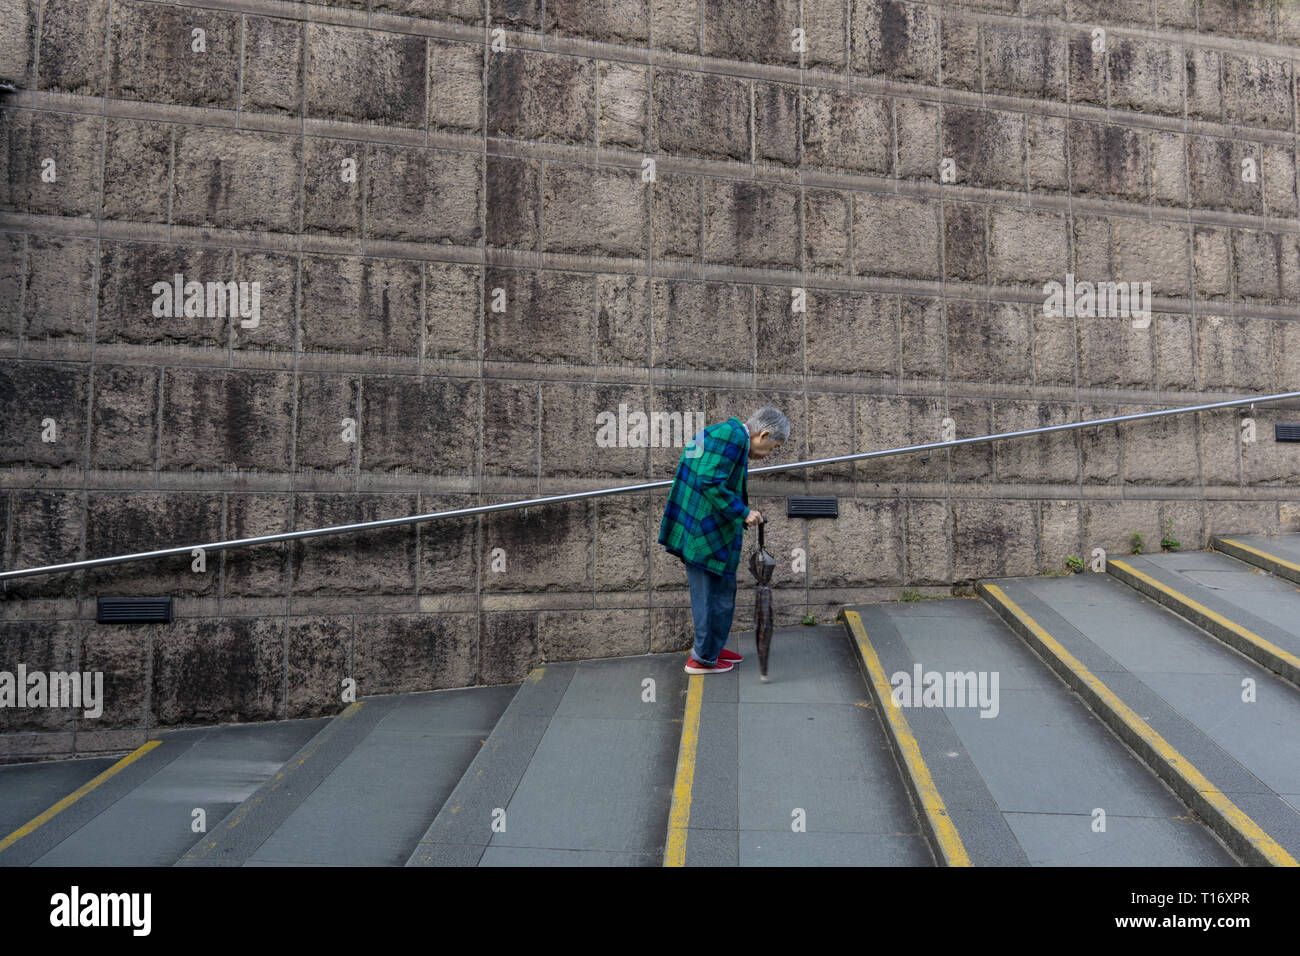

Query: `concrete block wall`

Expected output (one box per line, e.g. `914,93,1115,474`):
3,0,1300,758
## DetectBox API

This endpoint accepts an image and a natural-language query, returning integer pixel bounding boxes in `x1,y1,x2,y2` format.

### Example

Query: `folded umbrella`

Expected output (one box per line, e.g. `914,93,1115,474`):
748,518,776,681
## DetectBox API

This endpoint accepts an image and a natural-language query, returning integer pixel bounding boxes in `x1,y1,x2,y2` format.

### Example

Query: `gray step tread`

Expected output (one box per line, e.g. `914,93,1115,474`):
681,625,934,867
847,597,1236,866
407,655,687,867
181,686,514,867
991,574,1300,861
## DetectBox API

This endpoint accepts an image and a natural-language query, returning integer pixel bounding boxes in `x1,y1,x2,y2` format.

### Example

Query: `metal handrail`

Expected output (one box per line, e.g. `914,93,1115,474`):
2,389,1297,583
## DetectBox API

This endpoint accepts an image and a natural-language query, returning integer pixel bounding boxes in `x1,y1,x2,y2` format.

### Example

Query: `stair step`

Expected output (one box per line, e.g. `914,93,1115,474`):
845,596,1237,866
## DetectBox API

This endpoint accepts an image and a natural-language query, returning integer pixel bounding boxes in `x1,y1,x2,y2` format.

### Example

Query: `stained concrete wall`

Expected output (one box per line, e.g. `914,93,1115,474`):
3,0,1300,759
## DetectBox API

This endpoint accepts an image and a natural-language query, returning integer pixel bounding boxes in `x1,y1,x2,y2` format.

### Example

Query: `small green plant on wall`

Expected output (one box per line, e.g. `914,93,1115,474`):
1161,519,1181,552
801,613,818,625
1130,531,1144,555
1066,555,1085,574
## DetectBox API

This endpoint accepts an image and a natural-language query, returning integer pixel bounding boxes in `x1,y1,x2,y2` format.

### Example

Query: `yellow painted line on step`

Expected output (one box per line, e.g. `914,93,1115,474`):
981,583,1298,867
0,740,162,855
1218,538,1300,576
843,611,972,867
664,674,704,867
1111,560,1300,676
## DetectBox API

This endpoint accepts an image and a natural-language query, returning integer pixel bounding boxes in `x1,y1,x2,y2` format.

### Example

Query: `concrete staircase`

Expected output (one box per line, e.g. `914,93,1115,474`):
5,533,1300,867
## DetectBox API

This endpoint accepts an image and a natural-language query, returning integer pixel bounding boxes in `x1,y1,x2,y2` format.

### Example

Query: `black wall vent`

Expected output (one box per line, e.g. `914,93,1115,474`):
97,597,173,624
787,496,838,518
1276,424,1300,443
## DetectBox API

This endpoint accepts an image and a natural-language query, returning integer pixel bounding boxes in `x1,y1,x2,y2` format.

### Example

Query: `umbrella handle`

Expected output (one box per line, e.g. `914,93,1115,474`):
757,517,766,549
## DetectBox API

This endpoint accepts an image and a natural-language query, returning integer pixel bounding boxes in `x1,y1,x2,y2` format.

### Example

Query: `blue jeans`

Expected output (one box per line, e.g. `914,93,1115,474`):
685,563,738,665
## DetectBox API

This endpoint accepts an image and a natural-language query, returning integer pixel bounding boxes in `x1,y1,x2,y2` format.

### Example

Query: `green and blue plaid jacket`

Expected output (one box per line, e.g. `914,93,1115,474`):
658,416,750,577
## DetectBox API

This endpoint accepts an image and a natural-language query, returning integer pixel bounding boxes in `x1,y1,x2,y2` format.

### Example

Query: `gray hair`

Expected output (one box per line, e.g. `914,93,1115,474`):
746,406,789,442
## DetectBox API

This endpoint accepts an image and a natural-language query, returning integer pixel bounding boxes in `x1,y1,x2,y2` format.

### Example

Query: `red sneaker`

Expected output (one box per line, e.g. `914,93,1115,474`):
684,655,735,674
718,648,744,663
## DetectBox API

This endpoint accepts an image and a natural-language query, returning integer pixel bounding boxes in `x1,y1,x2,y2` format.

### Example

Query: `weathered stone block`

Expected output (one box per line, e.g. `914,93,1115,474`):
0,362,87,467
479,612,537,684
486,154,540,250
1068,120,1149,201
103,120,171,222
1263,144,1298,218
982,23,1066,99
595,496,649,591
1197,315,1272,391
653,69,749,162
0,620,80,733
1039,499,1081,575
1081,500,1161,560
851,0,940,84
803,0,849,70
152,618,285,725
993,401,1079,483
1113,218,1190,296
651,0,699,53
756,285,802,374
425,262,480,360
243,16,304,115
233,250,296,353
223,493,292,597
650,279,751,372
549,0,649,42
482,500,593,591
429,38,484,133
1222,53,1294,131
1123,413,1198,485
947,300,1032,385
1027,114,1067,191
855,394,947,483
292,494,418,594
651,173,700,261
483,379,537,476
905,499,951,584
542,163,647,257
539,382,651,478
0,235,21,338
539,608,649,659
483,268,594,364
90,365,159,470
1155,313,1195,390
79,621,147,730
1068,30,1106,106
1185,47,1222,122
802,88,891,174
901,296,945,379
754,81,800,166
488,49,595,144
0,109,102,218
366,145,481,245
160,368,294,471
1108,37,1183,116
941,14,980,90
286,616,350,719
701,0,801,65
806,291,897,377
108,2,240,108
854,193,941,279
38,0,106,95
596,273,649,366
702,180,800,269
1188,136,1261,214
5,490,82,599
807,499,903,586
417,493,478,594
359,376,480,475
941,106,1024,190
85,492,223,596
896,98,938,180
988,207,1068,285
300,255,422,356
172,127,300,232
296,373,358,472
803,189,851,273
1193,225,1231,298
306,24,426,128
599,61,648,149
23,235,96,340
944,202,986,282
952,499,1037,580
805,390,855,481
1078,315,1154,387
1149,130,1187,206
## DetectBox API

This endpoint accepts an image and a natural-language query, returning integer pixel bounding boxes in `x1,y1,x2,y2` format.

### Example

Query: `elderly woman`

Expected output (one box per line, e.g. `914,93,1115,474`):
658,406,790,674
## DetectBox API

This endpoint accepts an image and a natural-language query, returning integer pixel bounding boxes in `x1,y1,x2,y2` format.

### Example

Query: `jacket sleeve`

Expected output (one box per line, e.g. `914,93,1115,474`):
694,425,748,522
